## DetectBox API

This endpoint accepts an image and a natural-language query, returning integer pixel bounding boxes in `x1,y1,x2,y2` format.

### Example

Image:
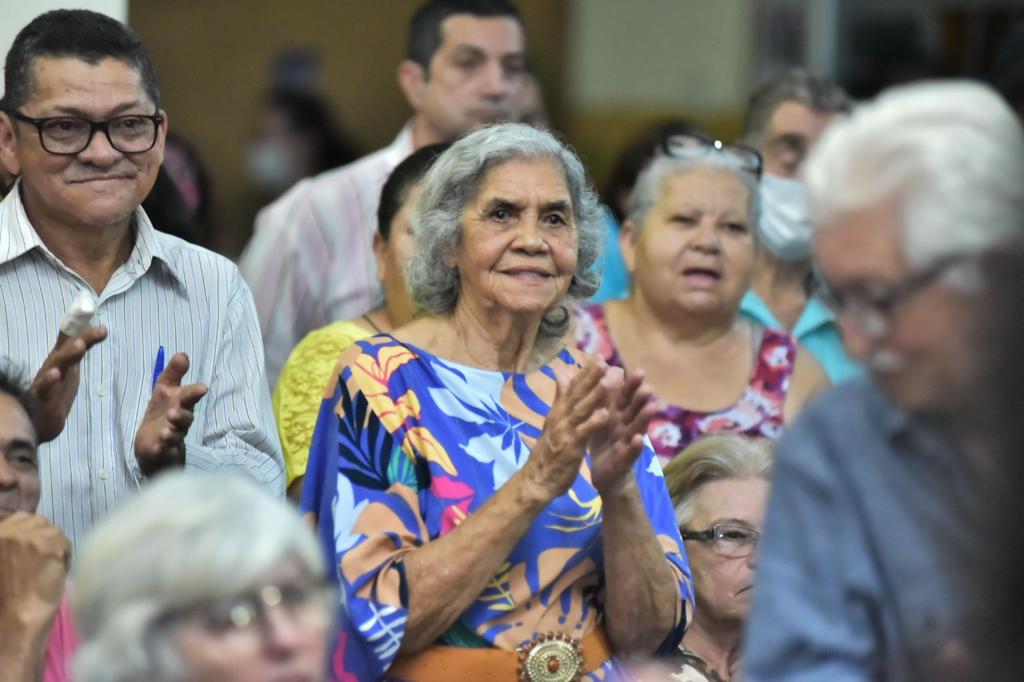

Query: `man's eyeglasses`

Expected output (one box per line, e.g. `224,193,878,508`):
680,523,761,558
661,133,764,180
10,111,163,155
177,579,334,635
814,255,966,340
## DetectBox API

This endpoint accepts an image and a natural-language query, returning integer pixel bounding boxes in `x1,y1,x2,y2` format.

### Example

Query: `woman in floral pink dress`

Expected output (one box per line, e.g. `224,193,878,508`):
574,134,829,464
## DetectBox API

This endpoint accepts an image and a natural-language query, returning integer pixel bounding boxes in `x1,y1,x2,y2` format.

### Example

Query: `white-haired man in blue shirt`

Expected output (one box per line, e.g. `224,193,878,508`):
744,80,1024,680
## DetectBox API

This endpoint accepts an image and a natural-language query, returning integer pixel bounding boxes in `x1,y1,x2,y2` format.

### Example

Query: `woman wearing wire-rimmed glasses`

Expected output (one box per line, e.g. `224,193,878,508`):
573,133,829,462
661,433,774,682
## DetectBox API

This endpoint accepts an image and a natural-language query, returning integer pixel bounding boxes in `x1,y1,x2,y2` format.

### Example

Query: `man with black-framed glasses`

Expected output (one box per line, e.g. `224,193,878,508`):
8,111,165,156
0,9,283,552
744,81,1024,681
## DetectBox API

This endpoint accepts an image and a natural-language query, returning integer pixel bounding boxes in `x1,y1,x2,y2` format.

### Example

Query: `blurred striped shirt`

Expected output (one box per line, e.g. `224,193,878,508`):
239,124,414,387
0,184,284,551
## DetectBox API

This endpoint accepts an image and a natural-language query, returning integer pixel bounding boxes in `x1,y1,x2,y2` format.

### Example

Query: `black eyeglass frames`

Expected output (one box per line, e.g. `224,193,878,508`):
10,111,163,155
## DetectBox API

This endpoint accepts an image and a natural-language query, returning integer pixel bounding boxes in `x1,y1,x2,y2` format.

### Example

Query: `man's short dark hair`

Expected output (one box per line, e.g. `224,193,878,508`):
407,0,522,71
0,360,36,434
741,69,852,147
1,9,160,113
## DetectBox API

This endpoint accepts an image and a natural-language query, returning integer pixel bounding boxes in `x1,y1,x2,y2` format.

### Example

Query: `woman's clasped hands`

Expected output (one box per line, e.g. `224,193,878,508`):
523,358,659,502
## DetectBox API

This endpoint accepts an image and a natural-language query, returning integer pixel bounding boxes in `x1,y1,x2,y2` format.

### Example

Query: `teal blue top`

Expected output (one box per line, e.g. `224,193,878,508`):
740,290,861,384
591,208,631,303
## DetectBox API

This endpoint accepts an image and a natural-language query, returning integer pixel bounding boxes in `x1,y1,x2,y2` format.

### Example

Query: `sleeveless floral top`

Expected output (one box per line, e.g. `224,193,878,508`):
573,303,797,463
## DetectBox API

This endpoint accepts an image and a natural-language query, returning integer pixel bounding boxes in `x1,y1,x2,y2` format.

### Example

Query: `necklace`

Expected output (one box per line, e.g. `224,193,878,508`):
361,314,383,333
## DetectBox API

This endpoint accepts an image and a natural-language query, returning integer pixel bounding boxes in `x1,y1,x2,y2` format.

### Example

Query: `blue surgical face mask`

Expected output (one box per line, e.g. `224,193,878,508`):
757,173,813,261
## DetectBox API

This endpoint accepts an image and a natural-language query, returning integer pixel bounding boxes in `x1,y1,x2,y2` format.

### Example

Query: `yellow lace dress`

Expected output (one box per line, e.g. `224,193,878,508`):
272,320,374,486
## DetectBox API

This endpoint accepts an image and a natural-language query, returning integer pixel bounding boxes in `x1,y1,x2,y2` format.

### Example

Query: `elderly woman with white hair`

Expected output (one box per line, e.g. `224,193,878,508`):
661,434,774,682
574,134,829,463
301,123,693,681
71,471,333,682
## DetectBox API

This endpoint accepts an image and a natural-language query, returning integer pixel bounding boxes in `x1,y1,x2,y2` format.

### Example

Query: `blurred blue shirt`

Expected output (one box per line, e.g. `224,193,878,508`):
744,378,981,681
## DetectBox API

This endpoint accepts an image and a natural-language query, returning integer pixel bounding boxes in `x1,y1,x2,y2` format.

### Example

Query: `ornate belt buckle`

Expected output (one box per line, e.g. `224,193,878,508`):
517,631,584,682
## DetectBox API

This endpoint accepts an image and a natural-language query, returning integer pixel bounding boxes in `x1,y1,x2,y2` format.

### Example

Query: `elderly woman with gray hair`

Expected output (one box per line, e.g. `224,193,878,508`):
71,472,333,682
301,123,693,681
661,434,774,682
574,134,829,463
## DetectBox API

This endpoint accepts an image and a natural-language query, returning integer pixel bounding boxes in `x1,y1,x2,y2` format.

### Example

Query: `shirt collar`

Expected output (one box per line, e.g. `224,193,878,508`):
126,203,184,286
792,296,837,337
384,122,415,165
0,179,183,287
873,382,913,440
739,290,779,327
869,379,956,461
739,290,837,338
0,180,45,265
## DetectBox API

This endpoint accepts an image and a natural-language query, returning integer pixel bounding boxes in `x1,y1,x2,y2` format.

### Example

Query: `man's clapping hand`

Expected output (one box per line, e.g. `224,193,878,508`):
134,352,207,476
28,326,108,443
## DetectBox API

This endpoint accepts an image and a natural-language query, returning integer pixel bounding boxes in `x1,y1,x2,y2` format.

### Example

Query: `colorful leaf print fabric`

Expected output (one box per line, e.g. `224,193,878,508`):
573,303,798,464
301,334,693,681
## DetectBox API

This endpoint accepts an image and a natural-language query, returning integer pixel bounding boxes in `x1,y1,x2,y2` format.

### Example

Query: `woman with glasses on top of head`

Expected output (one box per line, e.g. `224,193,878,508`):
662,433,774,682
573,134,829,463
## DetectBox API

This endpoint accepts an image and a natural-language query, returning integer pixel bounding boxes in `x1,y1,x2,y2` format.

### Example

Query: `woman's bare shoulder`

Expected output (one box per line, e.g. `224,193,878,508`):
784,345,831,422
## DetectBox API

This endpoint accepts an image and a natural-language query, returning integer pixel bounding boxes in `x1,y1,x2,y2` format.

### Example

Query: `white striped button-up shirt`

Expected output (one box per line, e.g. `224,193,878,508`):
240,124,414,387
0,185,284,550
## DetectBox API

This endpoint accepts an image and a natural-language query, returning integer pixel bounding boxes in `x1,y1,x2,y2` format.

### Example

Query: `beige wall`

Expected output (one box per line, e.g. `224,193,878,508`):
1,1,128,99
568,0,753,111
564,0,755,193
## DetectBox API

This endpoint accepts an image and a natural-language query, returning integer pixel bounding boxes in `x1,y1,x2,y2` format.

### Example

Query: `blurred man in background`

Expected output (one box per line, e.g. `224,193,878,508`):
744,81,1024,681
240,0,528,385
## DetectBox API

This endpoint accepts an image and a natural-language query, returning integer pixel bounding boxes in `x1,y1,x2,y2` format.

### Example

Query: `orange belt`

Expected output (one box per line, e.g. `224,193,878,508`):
386,627,613,681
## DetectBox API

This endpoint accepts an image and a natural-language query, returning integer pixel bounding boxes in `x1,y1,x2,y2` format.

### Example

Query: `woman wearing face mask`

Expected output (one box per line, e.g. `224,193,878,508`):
662,434,774,681
737,71,861,383
273,144,448,501
573,134,829,462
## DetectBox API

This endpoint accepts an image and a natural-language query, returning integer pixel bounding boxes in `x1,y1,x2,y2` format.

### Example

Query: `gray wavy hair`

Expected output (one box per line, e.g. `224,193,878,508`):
72,472,328,682
626,152,760,234
405,122,604,341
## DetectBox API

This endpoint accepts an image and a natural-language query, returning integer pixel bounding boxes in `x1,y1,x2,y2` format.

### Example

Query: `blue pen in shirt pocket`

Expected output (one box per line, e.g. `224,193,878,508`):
152,346,165,391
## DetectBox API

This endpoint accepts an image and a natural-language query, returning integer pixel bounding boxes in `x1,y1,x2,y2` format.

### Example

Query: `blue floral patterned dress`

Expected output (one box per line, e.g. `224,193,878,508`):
301,334,693,681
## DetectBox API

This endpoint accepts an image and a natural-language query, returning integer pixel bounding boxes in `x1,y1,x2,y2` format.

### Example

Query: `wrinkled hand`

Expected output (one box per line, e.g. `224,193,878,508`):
521,358,613,502
134,352,207,476
0,512,69,628
28,326,108,443
588,368,657,497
